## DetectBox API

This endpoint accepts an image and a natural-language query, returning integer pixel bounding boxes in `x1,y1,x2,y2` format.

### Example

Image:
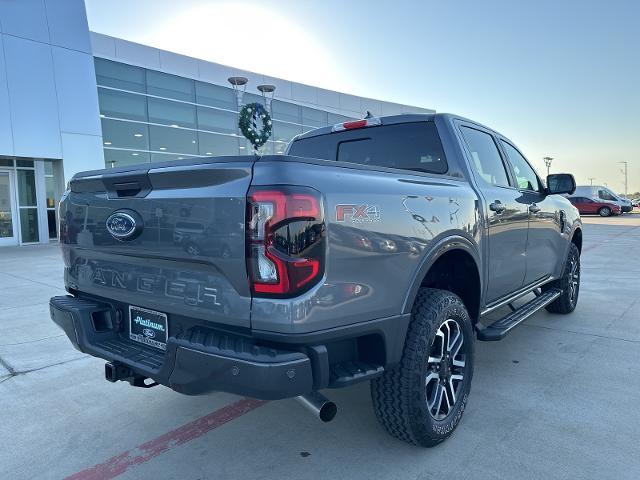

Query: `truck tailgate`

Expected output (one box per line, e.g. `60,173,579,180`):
60,157,255,329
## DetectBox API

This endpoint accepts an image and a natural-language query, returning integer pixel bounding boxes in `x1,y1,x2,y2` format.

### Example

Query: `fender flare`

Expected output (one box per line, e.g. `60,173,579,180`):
401,234,483,315
550,221,582,280
569,223,583,252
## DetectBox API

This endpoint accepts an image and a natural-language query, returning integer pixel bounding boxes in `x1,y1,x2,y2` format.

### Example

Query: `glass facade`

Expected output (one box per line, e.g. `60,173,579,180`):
44,160,60,239
95,58,356,168
0,157,63,244
0,172,13,240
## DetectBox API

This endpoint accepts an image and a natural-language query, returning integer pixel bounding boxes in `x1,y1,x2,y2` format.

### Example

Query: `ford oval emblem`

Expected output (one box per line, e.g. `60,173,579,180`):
106,210,143,240
142,328,156,338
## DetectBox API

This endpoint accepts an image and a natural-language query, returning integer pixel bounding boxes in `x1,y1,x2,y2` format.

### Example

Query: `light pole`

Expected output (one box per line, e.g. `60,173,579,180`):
618,161,628,198
543,157,553,176
588,177,596,186
257,84,276,114
228,76,248,154
257,84,276,155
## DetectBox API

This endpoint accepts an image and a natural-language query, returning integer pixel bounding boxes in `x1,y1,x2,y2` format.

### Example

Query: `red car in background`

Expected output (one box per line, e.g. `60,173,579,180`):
568,196,621,217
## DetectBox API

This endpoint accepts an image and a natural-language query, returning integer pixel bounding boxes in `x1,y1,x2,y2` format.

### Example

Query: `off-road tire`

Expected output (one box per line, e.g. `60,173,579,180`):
543,242,580,314
598,206,611,217
370,288,474,447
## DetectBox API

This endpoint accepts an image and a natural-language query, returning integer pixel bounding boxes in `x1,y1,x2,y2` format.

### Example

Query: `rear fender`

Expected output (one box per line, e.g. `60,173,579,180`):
401,234,482,315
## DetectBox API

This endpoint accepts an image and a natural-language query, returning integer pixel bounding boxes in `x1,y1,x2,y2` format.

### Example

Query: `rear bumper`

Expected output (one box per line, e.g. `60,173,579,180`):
50,295,313,400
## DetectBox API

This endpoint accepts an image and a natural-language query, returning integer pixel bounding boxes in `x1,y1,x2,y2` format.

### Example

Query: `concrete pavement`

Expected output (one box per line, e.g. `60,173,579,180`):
1,214,639,480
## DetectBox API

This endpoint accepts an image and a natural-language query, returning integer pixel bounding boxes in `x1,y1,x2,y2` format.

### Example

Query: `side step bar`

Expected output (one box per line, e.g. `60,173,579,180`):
477,288,562,341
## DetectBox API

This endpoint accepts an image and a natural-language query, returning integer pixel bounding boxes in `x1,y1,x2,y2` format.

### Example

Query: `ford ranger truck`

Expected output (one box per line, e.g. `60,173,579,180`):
50,113,582,446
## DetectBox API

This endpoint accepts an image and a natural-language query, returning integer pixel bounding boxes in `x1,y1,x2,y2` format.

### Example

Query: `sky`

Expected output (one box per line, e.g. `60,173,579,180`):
85,0,640,194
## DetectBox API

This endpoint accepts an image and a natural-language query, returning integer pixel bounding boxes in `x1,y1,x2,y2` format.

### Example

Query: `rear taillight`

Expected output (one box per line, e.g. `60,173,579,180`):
247,186,325,297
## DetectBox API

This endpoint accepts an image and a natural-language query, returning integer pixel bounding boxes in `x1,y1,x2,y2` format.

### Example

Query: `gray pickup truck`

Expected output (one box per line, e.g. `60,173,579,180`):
50,113,581,446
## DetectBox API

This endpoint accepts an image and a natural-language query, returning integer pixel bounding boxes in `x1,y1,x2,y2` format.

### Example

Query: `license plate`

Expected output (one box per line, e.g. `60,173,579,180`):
129,305,168,351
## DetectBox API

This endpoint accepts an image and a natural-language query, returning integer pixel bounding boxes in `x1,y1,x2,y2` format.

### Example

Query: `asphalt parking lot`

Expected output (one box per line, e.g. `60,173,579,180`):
1,214,639,480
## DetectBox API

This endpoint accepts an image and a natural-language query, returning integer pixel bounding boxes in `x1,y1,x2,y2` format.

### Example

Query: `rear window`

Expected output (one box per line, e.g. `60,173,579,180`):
288,122,448,174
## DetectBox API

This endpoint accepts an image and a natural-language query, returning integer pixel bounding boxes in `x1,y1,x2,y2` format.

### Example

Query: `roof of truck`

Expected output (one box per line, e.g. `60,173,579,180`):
292,112,501,143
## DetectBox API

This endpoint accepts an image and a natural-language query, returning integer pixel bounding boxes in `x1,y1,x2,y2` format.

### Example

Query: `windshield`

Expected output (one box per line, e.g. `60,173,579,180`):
598,189,619,201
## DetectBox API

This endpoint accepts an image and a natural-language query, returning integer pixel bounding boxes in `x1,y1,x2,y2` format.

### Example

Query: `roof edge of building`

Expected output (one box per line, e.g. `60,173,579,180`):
89,31,434,118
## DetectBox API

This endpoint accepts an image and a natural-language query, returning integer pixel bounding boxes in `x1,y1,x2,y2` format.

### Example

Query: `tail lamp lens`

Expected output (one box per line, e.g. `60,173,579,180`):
247,186,325,297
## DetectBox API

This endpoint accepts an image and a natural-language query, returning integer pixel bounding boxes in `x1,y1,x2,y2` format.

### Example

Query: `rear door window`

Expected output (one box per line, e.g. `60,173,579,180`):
288,122,448,174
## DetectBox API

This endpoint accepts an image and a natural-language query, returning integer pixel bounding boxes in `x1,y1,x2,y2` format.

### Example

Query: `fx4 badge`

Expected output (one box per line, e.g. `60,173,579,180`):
335,204,381,223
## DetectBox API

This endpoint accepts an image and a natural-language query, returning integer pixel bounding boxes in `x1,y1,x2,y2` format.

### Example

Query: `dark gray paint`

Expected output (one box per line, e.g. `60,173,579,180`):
61,161,253,328
58,113,581,336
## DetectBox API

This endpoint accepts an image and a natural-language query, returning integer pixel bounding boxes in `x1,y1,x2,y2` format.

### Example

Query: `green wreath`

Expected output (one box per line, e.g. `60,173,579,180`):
239,102,272,151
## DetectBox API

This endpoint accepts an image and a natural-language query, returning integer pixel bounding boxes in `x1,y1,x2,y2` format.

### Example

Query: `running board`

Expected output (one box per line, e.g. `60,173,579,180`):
477,288,562,341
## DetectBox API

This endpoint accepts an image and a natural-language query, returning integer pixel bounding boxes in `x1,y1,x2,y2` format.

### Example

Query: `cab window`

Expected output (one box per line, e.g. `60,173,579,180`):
500,141,542,192
289,122,448,174
460,126,511,188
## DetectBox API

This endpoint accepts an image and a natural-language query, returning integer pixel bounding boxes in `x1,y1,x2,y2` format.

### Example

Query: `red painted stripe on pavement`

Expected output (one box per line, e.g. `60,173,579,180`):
65,397,266,480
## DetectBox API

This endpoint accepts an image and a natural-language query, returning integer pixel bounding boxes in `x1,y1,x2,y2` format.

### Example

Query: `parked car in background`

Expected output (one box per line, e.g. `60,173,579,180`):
573,185,632,213
620,198,633,212
632,198,640,208
568,196,621,216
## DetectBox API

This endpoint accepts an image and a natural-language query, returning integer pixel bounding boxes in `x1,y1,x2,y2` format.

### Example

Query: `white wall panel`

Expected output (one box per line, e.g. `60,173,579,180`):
197,60,231,87
360,98,382,116
3,35,61,158
60,132,104,181
339,93,361,113
44,0,91,53
90,32,116,58
291,83,317,105
261,75,292,100
0,35,14,154
316,88,340,109
114,39,161,70
380,101,406,116
52,47,101,136
92,34,434,121
0,0,48,43
229,68,262,93
205,65,266,99
159,51,198,78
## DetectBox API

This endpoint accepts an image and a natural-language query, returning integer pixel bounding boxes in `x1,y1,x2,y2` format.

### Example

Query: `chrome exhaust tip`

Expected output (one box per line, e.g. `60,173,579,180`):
296,391,337,422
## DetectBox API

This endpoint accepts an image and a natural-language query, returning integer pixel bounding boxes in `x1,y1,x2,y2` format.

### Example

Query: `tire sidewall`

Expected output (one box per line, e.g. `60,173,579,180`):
545,242,580,313
599,207,610,217
565,244,580,309
411,297,474,443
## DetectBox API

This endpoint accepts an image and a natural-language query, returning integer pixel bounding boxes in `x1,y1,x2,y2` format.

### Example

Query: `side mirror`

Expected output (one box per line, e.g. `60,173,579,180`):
546,173,576,195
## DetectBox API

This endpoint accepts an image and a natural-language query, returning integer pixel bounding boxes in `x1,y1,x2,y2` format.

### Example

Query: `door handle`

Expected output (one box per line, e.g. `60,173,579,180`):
489,201,506,213
529,203,541,213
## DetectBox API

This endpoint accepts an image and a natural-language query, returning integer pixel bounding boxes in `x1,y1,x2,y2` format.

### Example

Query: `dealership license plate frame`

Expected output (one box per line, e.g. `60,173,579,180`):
129,305,168,351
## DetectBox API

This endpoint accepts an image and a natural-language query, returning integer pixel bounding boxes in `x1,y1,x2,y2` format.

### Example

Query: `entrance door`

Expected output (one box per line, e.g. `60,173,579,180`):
0,171,19,246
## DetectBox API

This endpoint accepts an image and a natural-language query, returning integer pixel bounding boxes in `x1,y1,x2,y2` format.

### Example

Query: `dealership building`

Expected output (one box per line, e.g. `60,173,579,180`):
0,0,431,247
